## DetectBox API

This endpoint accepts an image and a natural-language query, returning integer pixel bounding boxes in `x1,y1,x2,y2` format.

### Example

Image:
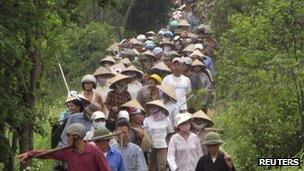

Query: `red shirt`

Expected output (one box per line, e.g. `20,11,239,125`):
30,143,110,171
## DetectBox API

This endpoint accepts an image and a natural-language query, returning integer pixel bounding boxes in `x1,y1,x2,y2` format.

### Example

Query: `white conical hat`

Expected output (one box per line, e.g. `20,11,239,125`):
146,100,169,116
93,66,115,76
120,99,146,113
100,56,116,64
151,62,171,73
121,65,144,76
107,73,131,89
156,84,177,101
106,42,119,52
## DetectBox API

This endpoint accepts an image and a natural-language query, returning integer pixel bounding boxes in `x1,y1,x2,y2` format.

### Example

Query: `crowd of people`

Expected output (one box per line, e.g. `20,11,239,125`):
17,1,235,171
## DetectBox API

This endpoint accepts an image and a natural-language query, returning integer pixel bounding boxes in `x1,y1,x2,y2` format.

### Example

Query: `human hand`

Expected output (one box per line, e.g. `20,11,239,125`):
224,154,233,168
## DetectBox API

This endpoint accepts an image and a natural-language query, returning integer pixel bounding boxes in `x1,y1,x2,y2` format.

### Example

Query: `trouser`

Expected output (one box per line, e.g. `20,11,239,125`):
150,148,168,171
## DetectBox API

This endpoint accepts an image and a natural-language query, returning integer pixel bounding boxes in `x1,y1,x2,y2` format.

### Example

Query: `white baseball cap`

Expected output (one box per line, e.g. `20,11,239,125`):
118,110,130,121
91,111,106,120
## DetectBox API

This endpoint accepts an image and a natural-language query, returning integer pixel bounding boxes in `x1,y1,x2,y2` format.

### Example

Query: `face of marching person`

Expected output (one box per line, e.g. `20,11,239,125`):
67,133,82,146
67,102,81,114
130,113,144,124
94,139,110,152
96,75,111,86
207,144,220,156
116,125,130,145
193,66,202,73
83,82,94,91
147,78,157,88
171,61,182,76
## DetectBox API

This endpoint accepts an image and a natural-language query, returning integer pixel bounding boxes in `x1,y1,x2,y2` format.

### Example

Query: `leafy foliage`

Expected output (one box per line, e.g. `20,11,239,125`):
207,0,304,170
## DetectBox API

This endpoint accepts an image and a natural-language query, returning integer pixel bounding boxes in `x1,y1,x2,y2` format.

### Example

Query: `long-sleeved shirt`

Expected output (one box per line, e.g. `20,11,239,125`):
28,143,110,171
106,146,128,171
203,56,214,74
195,152,235,171
167,132,203,171
112,142,148,171
59,113,93,146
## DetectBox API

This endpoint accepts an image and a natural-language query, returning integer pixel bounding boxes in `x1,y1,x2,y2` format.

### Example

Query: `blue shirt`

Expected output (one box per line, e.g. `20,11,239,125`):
203,56,214,74
59,112,93,146
112,142,148,171
107,147,127,171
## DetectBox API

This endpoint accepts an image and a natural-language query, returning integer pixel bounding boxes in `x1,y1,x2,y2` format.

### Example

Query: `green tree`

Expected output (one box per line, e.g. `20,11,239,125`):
211,0,304,170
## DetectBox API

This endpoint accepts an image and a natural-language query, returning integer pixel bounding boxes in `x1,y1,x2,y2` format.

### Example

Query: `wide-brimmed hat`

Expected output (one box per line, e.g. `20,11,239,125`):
129,37,143,46
109,62,127,74
142,50,155,58
192,59,206,67
176,112,192,126
151,62,172,73
183,44,195,52
145,31,157,36
160,40,174,46
108,73,131,89
189,49,205,58
121,49,140,56
121,65,144,76
170,50,181,57
120,99,146,113
91,127,112,141
156,84,177,102
93,66,115,77
119,58,132,65
106,42,119,52
203,132,224,145
146,100,169,116
76,94,90,104
100,56,116,64
178,19,190,27
192,110,214,127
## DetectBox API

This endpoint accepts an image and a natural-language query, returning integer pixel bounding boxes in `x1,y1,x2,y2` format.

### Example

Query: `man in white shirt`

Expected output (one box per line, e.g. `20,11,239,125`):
162,58,192,112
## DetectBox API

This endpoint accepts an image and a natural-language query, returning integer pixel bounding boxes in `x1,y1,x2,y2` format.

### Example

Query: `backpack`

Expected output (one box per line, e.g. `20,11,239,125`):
51,117,69,148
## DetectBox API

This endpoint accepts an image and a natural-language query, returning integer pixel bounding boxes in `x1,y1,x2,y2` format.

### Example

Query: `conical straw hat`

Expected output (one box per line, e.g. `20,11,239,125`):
93,66,115,77
160,40,174,46
145,31,157,36
106,42,119,52
151,62,172,73
156,84,177,102
192,59,206,67
190,49,205,57
146,100,169,116
100,55,116,64
119,58,131,65
129,38,143,45
120,99,146,113
183,44,195,52
142,50,155,57
192,110,214,127
107,73,131,89
121,65,144,76
121,49,140,56
170,50,181,57
179,19,190,27
109,63,126,74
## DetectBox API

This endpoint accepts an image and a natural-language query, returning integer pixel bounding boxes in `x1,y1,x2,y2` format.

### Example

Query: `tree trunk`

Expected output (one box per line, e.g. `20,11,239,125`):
121,0,136,37
19,30,43,170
